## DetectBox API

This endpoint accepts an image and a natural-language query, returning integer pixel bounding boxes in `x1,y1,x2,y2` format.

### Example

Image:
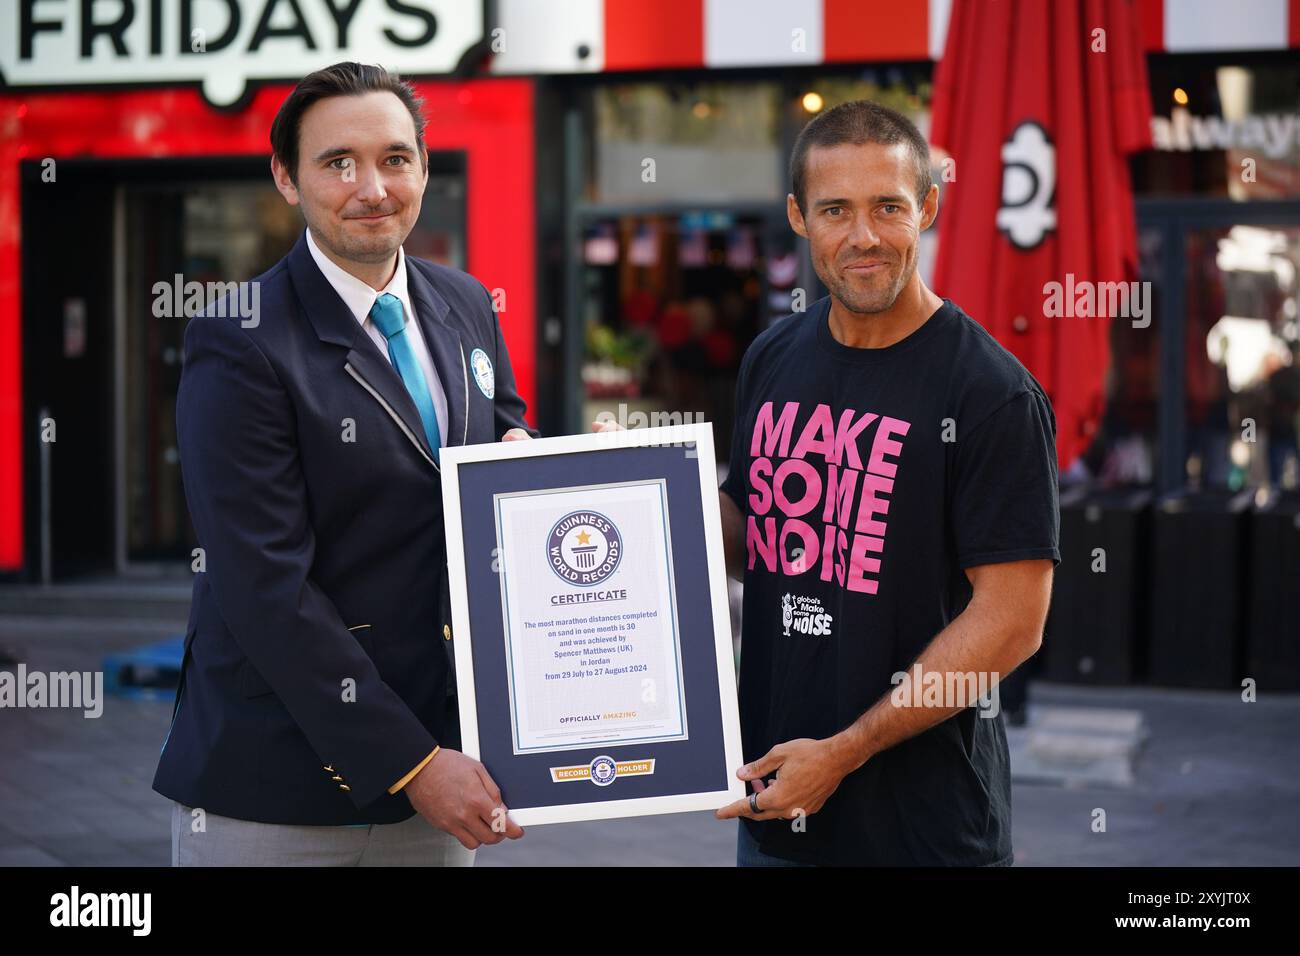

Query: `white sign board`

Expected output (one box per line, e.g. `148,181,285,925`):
1,0,486,107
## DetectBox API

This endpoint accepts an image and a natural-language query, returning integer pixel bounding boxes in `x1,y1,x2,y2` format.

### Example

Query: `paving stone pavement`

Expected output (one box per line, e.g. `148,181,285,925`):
2,614,1297,866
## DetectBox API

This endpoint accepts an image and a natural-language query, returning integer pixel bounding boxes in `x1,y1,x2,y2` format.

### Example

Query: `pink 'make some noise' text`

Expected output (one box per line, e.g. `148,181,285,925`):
745,401,911,594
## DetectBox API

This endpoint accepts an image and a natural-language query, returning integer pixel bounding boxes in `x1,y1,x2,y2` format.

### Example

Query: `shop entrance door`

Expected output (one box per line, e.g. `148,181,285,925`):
21,160,117,579
118,165,300,570
22,156,295,579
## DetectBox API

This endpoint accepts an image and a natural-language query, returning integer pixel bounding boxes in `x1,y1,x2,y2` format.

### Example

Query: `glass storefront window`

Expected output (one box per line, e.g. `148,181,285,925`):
1184,224,1300,491
791,71,931,132
1137,59,1300,201
591,81,783,203
578,212,797,457
1071,226,1164,487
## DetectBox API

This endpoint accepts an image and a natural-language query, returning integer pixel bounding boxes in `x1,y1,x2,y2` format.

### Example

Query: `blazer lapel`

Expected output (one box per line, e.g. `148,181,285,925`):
288,235,438,469
406,261,469,449
343,342,438,469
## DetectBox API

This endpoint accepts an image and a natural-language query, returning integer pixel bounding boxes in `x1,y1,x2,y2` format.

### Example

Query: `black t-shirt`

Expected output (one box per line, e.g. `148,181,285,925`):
720,295,1060,866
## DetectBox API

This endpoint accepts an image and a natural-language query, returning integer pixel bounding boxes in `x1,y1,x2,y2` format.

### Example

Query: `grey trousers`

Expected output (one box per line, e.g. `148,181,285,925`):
171,802,476,867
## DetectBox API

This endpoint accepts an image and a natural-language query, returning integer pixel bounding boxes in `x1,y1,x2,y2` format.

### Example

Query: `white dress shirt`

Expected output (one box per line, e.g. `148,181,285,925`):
306,228,450,446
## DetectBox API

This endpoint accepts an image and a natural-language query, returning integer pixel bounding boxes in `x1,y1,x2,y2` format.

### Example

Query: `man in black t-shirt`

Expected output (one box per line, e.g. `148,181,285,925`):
714,101,1060,866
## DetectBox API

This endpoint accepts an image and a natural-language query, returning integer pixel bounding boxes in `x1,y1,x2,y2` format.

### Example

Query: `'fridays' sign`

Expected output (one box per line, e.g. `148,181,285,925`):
1,0,487,107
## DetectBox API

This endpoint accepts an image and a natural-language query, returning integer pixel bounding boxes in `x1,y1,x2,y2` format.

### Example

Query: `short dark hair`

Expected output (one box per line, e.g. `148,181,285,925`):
270,61,428,185
790,100,932,213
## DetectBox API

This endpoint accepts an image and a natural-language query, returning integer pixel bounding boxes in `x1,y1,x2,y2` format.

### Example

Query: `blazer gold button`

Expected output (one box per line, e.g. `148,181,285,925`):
443,624,451,641
323,765,335,773
339,784,351,792
331,775,344,782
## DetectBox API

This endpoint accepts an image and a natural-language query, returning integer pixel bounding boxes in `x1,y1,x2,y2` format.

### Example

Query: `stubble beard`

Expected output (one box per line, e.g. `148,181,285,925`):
821,251,916,316
306,203,410,266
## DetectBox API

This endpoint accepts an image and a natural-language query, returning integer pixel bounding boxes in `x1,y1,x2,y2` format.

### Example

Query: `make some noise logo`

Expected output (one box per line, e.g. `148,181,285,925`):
744,401,912,595
547,511,622,587
780,593,833,637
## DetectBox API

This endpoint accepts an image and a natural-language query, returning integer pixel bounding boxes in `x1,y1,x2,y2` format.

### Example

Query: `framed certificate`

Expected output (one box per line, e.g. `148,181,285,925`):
441,423,745,826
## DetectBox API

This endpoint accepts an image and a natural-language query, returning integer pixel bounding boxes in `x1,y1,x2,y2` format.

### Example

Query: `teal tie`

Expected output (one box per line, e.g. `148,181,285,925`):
369,293,441,462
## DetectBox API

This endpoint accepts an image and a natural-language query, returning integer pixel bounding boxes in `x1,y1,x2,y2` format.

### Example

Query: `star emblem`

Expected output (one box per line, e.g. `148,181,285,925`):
575,530,592,545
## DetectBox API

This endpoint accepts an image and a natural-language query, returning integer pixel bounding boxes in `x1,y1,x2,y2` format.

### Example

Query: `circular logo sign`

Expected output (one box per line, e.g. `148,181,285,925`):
469,347,495,399
996,120,1056,250
547,511,622,587
589,755,618,787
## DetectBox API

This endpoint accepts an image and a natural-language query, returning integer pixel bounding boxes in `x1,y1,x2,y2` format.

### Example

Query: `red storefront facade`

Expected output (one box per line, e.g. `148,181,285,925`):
1,77,535,575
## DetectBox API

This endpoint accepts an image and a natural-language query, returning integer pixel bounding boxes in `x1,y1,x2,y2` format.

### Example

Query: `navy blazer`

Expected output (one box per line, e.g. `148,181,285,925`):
153,233,535,825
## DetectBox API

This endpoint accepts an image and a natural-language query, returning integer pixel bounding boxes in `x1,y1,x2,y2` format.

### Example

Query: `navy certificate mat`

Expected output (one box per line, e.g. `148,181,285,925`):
453,442,731,815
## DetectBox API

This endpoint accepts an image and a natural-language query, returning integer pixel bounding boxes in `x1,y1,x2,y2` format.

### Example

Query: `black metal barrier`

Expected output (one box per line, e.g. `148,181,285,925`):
1246,491,1300,691
1046,487,1152,685
1045,486,1298,691
1147,490,1254,689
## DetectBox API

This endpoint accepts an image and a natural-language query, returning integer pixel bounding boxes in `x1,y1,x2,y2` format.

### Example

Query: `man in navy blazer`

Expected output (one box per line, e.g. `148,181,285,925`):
154,62,536,865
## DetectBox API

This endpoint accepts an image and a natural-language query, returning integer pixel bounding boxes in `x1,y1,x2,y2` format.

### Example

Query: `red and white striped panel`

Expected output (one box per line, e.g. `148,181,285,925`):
1147,0,1300,51
489,0,1300,75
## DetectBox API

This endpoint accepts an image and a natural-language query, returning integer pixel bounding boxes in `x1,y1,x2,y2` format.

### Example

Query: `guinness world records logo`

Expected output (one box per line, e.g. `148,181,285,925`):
547,511,622,586
589,755,618,786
